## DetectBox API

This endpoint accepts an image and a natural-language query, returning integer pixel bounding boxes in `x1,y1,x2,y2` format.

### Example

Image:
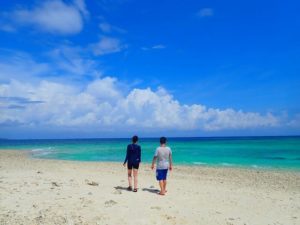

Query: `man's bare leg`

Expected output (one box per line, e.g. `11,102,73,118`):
133,169,138,190
159,180,165,195
127,169,132,189
163,180,167,193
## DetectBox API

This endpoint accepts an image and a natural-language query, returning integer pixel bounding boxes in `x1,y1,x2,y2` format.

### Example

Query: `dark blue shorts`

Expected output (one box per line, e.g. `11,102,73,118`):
127,162,139,169
156,169,168,181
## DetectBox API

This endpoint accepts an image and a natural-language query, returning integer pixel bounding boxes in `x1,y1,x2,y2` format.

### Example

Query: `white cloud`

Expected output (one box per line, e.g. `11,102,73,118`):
7,0,88,35
0,51,50,82
287,114,300,128
141,44,166,51
152,45,166,49
0,49,294,135
0,77,282,132
99,22,126,33
197,8,214,17
99,22,112,33
91,36,124,56
0,48,102,83
86,77,122,101
48,46,98,76
73,0,89,18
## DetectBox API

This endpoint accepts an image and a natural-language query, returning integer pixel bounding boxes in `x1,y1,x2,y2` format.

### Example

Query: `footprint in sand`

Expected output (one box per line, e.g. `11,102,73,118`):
150,206,161,210
51,182,60,187
163,214,176,221
86,181,99,186
114,189,122,194
104,200,117,207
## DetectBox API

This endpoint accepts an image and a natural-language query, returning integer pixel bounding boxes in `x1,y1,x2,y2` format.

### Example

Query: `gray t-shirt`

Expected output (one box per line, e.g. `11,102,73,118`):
154,146,172,170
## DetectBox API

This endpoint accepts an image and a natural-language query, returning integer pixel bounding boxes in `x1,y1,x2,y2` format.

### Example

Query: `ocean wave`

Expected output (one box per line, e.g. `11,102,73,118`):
220,162,235,167
251,164,260,168
31,147,54,156
193,162,207,165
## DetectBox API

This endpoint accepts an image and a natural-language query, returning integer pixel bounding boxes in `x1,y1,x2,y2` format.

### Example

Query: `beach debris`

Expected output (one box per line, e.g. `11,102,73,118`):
114,189,122,194
226,222,234,225
86,181,99,186
35,215,43,222
37,171,42,174
150,185,155,188
164,215,175,220
150,206,161,210
51,181,60,187
32,182,39,186
104,200,117,207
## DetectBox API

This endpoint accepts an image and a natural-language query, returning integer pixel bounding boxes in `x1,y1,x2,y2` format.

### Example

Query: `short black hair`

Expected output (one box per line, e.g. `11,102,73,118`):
160,136,167,144
132,135,138,143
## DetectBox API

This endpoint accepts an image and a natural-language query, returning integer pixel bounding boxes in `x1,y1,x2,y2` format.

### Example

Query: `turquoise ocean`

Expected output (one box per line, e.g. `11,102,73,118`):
1,136,300,170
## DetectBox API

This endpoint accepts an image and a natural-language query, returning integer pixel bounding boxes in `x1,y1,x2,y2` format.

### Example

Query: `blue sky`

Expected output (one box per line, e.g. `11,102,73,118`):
0,0,299,138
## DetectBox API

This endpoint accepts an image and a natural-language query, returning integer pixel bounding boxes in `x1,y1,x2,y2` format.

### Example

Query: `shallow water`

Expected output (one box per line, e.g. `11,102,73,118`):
1,136,300,170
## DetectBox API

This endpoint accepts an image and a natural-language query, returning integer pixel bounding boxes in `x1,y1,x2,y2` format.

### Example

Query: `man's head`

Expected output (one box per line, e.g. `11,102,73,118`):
132,135,138,143
160,136,167,145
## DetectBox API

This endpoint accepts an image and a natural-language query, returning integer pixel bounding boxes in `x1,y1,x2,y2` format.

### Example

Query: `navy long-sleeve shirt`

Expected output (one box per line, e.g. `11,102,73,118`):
124,144,141,164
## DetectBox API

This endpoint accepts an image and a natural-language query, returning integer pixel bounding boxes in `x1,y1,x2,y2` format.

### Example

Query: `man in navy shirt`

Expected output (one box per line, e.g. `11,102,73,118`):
123,135,141,192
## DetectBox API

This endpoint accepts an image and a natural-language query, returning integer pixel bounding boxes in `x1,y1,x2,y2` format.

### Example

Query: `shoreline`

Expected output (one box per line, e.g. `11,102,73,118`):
3,148,300,173
1,150,300,225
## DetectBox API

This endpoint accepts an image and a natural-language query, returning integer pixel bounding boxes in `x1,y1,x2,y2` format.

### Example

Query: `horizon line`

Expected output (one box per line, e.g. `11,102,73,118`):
1,135,300,141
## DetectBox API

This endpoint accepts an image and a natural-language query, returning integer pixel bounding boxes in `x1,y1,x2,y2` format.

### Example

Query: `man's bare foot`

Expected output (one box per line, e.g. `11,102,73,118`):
158,192,165,195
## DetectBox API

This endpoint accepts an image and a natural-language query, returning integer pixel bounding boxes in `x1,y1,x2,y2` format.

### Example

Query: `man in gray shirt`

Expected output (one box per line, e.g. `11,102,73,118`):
151,137,173,195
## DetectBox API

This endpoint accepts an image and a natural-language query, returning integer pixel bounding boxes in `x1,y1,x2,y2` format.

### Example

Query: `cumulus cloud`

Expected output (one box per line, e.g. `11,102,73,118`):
0,77,282,132
4,0,88,35
91,36,124,56
197,8,214,17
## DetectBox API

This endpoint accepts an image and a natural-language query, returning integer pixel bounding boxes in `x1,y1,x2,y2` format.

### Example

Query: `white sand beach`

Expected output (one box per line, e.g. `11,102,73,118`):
0,150,299,225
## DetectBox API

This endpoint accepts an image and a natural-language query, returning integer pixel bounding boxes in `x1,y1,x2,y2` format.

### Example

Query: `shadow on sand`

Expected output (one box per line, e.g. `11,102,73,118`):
142,188,160,194
114,186,132,191
114,186,160,194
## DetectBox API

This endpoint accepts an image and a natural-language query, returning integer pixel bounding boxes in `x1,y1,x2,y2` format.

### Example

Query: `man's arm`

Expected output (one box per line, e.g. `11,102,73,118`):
123,146,129,166
169,152,173,171
151,156,157,170
138,146,141,163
